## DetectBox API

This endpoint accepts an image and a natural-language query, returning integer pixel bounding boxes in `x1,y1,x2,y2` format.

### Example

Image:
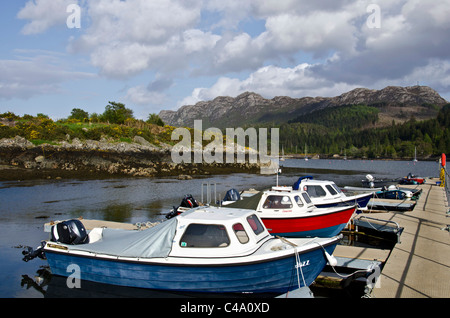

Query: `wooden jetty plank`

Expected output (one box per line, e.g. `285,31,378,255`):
334,245,390,263
372,181,450,298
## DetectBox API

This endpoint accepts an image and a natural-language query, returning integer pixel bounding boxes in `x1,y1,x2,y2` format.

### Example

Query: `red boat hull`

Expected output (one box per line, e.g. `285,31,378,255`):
261,206,356,238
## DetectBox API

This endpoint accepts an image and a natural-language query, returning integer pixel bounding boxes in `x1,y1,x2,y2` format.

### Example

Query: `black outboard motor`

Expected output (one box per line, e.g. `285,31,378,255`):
166,194,199,219
180,194,199,209
51,219,89,245
223,188,241,202
23,219,89,262
22,242,46,262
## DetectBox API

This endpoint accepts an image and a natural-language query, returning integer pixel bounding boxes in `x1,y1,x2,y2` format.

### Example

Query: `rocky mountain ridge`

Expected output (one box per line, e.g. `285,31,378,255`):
159,86,448,128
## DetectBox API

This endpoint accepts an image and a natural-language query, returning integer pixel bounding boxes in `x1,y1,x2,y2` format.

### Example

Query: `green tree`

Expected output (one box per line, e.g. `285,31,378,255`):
146,113,165,126
102,102,134,124
69,108,89,121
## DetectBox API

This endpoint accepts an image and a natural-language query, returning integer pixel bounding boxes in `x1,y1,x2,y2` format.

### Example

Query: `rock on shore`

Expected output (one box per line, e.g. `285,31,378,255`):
0,136,261,180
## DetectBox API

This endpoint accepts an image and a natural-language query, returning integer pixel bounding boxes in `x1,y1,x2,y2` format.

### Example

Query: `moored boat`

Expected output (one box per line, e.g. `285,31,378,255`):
374,185,415,200
26,207,340,295
254,186,357,238
399,173,425,185
361,174,400,188
292,176,373,210
224,185,357,238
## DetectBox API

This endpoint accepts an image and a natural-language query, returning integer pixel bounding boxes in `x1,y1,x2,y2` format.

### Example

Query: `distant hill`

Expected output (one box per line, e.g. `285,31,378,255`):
159,86,448,129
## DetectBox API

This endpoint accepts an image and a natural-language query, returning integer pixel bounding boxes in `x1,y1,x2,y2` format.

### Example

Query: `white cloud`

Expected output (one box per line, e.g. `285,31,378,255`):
17,0,76,34
0,51,95,100
179,64,359,106
262,10,359,56
13,0,450,111
68,0,205,78
125,85,167,106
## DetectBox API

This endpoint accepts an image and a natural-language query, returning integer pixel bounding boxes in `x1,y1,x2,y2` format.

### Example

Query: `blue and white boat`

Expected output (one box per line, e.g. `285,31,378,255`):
293,176,373,210
37,207,340,295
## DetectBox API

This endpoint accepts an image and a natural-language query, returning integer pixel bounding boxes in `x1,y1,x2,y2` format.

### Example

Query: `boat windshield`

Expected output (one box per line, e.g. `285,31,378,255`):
233,223,249,244
247,214,265,235
305,185,326,198
180,224,230,248
262,195,293,209
294,195,304,207
302,192,312,204
326,185,338,195
331,183,342,194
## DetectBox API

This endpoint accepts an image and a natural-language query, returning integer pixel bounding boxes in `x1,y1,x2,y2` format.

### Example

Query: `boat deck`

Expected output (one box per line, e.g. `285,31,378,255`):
369,179,450,298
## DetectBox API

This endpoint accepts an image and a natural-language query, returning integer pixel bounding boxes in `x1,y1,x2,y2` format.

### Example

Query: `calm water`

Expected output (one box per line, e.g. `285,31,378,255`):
0,159,440,298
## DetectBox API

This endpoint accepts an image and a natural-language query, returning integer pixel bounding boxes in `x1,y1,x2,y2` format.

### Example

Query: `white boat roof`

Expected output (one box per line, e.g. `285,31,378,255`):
300,179,335,185
178,206,256,223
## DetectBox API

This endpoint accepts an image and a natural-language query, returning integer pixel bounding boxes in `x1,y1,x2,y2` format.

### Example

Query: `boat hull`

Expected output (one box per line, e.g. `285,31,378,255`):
261,206,355,238
44,242,337,294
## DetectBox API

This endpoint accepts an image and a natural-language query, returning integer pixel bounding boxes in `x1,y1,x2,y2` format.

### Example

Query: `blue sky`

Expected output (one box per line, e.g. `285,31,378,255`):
1,0,450,120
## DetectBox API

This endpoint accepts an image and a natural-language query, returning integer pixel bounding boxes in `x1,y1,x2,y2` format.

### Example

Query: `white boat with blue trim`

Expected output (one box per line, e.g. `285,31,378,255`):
293,176,373,210
29,206,340,295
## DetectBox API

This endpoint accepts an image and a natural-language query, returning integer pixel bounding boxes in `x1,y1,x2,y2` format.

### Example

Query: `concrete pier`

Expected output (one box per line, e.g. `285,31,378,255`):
371,179,450,298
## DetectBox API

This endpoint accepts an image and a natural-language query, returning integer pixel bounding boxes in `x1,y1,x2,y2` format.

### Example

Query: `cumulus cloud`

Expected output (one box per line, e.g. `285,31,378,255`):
13,0,450,108
179,64,359,106
68,0,206,78
179,0,450,105
17,0,76,34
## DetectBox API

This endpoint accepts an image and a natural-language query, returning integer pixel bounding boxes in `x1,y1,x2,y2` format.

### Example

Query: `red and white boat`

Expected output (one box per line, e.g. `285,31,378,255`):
252,186,356,238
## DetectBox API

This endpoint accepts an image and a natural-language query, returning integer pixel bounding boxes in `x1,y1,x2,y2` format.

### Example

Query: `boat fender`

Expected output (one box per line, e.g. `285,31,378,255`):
324,250,338,267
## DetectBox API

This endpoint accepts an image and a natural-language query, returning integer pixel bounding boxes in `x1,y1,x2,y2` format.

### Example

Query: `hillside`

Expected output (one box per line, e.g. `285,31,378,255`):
159,86,448,129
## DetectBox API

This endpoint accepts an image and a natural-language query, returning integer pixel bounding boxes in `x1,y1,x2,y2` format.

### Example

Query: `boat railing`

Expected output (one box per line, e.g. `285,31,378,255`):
202,182,217,205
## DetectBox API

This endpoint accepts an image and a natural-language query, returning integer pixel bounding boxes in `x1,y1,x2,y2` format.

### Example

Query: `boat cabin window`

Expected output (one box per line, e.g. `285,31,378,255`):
325,185,338,195
305,185,326,198
233,223,249,244
294,195,304,207
262,195,293,209
180,224,230,248
247,214,265,235
302,192,312,204
331,183,342,193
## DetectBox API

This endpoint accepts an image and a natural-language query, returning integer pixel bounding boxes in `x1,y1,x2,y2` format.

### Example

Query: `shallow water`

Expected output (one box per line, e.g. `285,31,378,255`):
0,159,439,298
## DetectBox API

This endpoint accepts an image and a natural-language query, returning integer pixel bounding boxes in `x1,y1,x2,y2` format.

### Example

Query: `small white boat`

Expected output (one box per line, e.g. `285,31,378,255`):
25,207,340,295
293,176,373,210
227,186,357,238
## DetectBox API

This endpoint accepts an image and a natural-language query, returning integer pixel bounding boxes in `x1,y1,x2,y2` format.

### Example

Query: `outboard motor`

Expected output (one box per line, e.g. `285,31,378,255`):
23,219,88,262
366,174,375,188
223,189,241,202
166,194,199,219
180,194,199,209
22,242,46,262
50,219,89,245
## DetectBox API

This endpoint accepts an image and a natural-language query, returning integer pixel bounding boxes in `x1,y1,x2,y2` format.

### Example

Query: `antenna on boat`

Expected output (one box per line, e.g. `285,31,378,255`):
276,168,281,187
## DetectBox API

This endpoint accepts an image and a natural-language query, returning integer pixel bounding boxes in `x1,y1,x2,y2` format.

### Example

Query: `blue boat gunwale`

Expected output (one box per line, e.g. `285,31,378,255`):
43,237,338,268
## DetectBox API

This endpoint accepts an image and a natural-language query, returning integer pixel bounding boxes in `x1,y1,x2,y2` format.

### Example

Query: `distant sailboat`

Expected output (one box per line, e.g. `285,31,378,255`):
413,147,418,162
304,143,308,161
280,146,285,161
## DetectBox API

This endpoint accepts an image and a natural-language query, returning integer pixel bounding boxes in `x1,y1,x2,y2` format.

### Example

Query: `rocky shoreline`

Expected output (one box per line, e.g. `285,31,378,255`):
0,136,261,181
